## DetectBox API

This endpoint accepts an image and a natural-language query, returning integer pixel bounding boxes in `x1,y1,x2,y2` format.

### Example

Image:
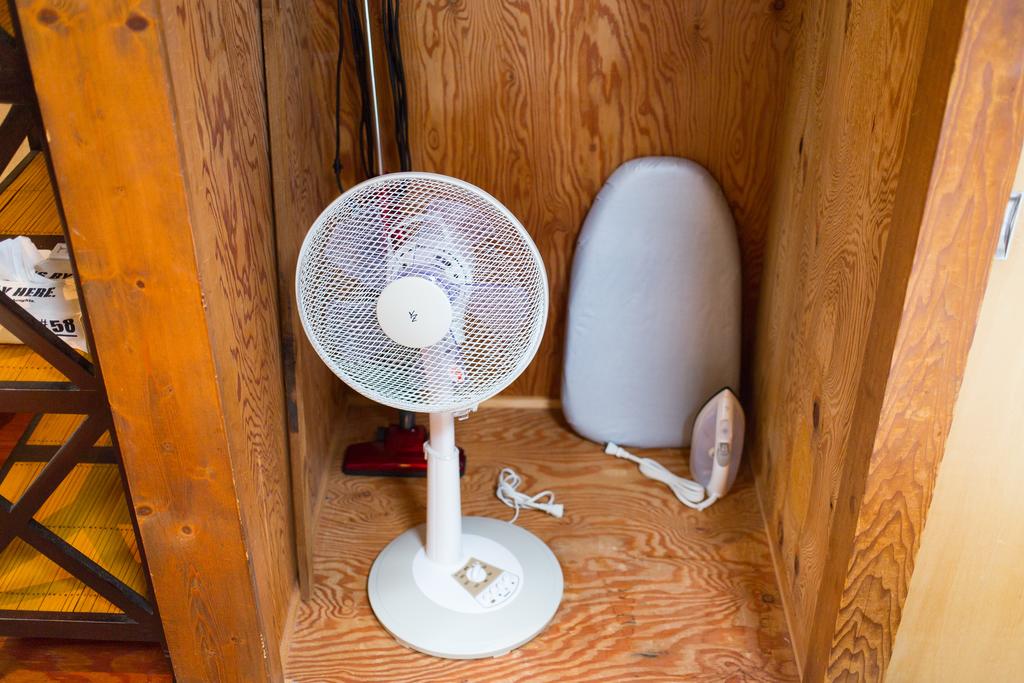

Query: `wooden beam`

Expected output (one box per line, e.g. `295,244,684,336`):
752,0,1024,679
157,0,297,665
0,384,103,413
822,1,1024,680
0,611,162,641
16,1,294,680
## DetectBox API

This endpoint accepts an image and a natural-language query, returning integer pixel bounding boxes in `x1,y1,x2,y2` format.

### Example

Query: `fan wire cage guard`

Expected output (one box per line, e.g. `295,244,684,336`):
297,173,548,413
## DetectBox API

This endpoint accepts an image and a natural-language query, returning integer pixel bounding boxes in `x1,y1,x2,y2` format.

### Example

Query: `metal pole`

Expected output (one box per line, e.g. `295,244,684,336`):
363,0,385,175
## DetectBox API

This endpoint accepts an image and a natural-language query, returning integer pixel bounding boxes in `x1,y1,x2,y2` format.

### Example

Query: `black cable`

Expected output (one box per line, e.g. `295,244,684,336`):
382,0,411,172
347,0,376,178
394,0,410,171
332,0,345,193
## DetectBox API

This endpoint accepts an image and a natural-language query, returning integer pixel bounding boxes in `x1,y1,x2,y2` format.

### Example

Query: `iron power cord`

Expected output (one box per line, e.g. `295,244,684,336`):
604,442,718,510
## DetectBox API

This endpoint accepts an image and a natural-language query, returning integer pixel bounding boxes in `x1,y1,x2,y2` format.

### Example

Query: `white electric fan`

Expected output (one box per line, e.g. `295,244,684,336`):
296,172,562,659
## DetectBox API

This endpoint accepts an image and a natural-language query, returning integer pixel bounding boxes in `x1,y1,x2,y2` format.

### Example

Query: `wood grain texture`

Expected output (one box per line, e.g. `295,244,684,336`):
16,1,289,680
0,637,172,682
750,0,938,672
262,0,352,600
752,0,1023,679
886,150,1024,682
269,0,802,601
387,0,801,397
826,1,1024,680
267,0,802,614
284,405,796,682
158,0,297,670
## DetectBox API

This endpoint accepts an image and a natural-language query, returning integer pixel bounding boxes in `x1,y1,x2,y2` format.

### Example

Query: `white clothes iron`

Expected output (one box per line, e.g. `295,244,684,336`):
605,388,745,510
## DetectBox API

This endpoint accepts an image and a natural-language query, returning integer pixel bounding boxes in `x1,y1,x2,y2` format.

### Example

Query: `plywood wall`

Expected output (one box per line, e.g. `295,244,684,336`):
262,0,352,599
824,2,1024,678
391,0,801,397
886,142,1024,683
751,0,940,663
751,0,1024,679
268,0,804,602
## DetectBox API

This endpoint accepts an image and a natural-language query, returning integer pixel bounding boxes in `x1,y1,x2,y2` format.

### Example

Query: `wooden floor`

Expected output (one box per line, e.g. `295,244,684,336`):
285,405,796,682
0,638,172,683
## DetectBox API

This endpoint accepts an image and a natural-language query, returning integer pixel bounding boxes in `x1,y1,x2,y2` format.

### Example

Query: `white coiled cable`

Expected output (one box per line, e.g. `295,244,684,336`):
605,442,718,510
495,467,564,523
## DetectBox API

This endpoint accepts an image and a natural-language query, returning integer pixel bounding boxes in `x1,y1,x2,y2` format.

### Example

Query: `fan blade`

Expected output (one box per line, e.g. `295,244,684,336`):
420,331,468,405
323,207,393,290
319,299,383,361
462,282,532,336
418,198,483,238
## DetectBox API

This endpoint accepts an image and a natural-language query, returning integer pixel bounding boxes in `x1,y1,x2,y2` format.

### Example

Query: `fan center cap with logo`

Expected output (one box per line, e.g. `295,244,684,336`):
376,275,453,348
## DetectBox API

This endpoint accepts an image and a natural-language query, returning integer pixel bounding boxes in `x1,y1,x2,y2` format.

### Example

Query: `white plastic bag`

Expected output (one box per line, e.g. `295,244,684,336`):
0,236,87,351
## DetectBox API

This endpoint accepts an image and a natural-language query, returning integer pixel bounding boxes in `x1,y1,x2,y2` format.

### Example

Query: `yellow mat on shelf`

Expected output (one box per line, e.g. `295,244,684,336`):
0,4,12,37
25,414,113,448
0,344,65,383
0,462,146,613
0,153,63,238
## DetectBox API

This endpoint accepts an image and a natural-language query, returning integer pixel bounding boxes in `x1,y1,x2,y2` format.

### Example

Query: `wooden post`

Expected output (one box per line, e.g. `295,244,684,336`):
822,1,1024,679
16,1,296,680
752,0,1024,679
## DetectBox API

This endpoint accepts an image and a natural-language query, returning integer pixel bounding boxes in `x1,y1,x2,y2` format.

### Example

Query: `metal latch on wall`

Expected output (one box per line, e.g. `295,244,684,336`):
996,193,1021,260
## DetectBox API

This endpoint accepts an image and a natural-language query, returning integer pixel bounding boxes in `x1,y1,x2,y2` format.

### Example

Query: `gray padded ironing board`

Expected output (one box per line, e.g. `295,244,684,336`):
561,157,740,448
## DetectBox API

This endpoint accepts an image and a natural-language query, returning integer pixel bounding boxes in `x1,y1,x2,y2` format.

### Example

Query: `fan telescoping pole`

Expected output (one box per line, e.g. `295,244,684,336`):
369,2,460,564
425,412,461,564
380,0,418,435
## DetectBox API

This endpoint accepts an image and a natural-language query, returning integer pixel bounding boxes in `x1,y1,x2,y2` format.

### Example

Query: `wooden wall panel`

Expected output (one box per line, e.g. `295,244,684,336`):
752,0,1024,679
17,1,294,680
825,1,1024,679
886,147,1024,683
158,0,297,671
395,0,801,397
268,0,803,602
262,0,352,599
750,0,938,668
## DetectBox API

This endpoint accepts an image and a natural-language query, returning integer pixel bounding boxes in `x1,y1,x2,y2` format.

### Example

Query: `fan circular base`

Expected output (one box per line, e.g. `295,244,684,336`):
368,516,563,659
